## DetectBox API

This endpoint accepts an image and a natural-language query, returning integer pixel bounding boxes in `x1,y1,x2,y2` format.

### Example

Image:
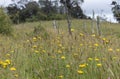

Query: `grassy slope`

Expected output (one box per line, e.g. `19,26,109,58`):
0,20,120,79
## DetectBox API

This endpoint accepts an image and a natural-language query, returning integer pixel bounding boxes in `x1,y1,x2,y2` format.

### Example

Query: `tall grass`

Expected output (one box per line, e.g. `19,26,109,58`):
0,20,120,79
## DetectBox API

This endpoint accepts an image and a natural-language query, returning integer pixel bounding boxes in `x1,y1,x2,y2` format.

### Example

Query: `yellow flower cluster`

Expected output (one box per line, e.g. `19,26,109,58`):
96,63,102,67
10,67,16,71
77,70,84,74
66,64,70,68
80,33,84,36
79,64,87,68
71,28,75,32
0,59,11,68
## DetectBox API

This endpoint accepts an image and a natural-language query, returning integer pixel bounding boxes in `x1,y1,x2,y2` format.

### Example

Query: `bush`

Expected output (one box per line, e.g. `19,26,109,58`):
26,12,47,22
36,12,47,20
0,8,13,35
26,16,38,22
48,14,66,20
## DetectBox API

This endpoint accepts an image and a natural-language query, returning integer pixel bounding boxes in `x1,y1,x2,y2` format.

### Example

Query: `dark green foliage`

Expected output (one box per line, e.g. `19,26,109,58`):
0,8,13,35
111,1,120,23
36,12,47,20
40,0,57,15
7,1,40,23
60,0,87,19
7,1,66,23
6,0,87,23
7,4,20,24
70,3,86,19
49,14,66,20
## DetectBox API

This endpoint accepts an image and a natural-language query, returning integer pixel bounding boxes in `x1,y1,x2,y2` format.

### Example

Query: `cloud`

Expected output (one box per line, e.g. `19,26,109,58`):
81,0,117,22
0,0,12,6
82,0,112,14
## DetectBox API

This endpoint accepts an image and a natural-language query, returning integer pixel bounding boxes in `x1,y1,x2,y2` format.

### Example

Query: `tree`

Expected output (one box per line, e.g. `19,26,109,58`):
111,1,120,23
21,1,39,20
70,2,86,18
60,0,86,35
39,0,57,15
60,0,85,18
7,3,21,23
7,1,40,23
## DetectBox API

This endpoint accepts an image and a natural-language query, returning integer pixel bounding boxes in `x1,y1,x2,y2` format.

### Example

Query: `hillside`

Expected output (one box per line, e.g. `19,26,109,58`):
0,20,120,79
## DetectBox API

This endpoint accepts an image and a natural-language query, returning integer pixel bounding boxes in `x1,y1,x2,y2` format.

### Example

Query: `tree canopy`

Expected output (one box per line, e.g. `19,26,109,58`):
111,1,120,23
6,0,87,23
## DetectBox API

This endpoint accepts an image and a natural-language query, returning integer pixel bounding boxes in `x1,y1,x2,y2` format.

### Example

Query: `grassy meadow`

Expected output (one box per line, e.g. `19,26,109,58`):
0,20,120,79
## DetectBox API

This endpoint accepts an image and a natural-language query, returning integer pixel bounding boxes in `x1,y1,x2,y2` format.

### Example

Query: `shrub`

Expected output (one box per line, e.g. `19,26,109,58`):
0,8,13,35
26,16,38,22
48,14,66,20
36,12,47,20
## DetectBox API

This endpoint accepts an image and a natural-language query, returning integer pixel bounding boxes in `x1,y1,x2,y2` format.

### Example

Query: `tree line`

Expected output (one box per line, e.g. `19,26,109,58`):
6,0,88,24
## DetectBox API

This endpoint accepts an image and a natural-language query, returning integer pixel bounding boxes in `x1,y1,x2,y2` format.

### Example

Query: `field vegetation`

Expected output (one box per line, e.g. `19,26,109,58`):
0,20,120,79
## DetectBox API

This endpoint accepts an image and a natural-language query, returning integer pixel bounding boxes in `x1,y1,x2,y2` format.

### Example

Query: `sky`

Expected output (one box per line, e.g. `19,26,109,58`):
81,0,117,22
0,0,118,22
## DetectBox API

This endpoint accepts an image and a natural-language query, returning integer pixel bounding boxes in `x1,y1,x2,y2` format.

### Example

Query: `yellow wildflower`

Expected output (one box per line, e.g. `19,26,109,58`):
79,64,86,68
77,70,84,74
10,67,16,71
58,50,62,53
95,58,99,61
102,38,106,41
71,28,75,32
2,63,8,68
58,75,63,78
0,60,3,65
6,53,10,57
105,40,109,44
80,44,83,46
26,40,30,42
11,50,14,53
61,56,65,59
108,48,113,52
35,50,39,53
88,58,93,61
14,74,18,77
91,34,96,37
42,50,46,53
73,53,78,56
80,33,84,36
61,47,65,50
33,45,37,48
97,63,102,67
58,44,62,47
33,37,37,41
94,43,99,47
5,59,11,65
116,49,120,52
38,36,42,40
66,65,70,68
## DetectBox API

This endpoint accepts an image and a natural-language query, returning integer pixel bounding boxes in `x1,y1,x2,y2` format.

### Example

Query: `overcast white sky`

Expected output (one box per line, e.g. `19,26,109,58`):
0,0,117,22
81,0,117,22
